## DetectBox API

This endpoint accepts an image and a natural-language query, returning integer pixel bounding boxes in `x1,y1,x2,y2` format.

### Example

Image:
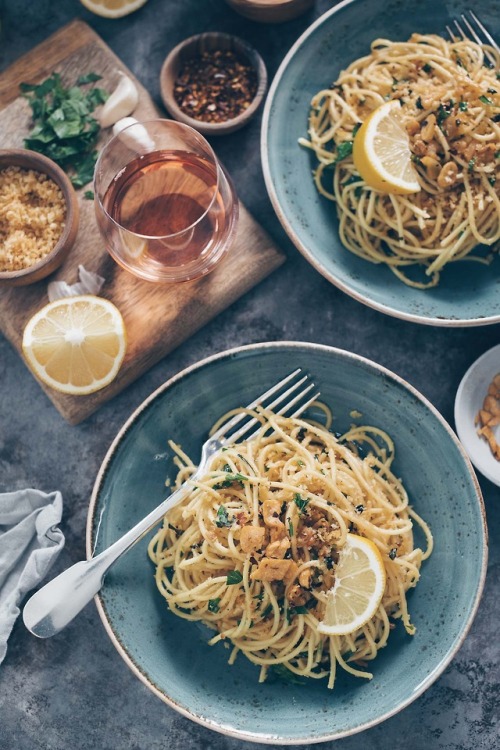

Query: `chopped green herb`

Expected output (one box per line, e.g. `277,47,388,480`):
226,570,243,586
294,493,309,513
288,519,294,537
468,157,476,172
354,504,365,514
83,190,94,200
423,63,432,73
268,664,306,685
415,96,423,110
291,605,308,616
487,88,497,94
489,175,496,186
335,140,354,162
459,101,468,112
208,598,221,613
411,154,422,166
389,548,397,560
437,102,452,125
297,459,305,467
479,95,493,105
20,72,108,189
215,505,233,528
261,603,274,618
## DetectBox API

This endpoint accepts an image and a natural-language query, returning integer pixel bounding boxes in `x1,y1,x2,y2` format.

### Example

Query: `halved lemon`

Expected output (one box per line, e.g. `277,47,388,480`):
22,295,127,396
317,534,386,636
353,100,420,195
79,0,148,18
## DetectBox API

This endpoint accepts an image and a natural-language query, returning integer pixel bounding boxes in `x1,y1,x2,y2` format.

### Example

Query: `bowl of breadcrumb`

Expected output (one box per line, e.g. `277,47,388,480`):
0,149,79,287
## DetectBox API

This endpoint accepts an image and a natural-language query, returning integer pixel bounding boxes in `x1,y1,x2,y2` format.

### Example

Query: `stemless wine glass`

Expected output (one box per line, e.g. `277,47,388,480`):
94,119,239,283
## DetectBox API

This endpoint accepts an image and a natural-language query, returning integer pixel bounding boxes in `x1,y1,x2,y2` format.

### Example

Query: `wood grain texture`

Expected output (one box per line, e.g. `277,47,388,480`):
0,21,285,424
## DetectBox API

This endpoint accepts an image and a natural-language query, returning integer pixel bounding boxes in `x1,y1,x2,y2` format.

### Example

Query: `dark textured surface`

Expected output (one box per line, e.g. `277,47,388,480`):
0,1,499,749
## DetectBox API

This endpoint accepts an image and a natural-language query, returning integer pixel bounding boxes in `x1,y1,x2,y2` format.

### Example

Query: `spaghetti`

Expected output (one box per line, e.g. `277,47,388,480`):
299,33,500,287
148,406,433,688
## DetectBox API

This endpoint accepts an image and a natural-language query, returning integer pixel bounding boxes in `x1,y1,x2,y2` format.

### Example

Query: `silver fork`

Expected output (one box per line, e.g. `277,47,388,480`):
22,369,319,639
446,10,500,66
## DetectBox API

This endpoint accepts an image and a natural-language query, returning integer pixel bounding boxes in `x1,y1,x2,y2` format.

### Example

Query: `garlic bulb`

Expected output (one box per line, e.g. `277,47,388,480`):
100,74,139,128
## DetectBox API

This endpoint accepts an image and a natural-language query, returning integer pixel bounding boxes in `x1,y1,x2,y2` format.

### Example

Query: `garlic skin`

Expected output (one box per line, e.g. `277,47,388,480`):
112,117,156,152
100,74,139,128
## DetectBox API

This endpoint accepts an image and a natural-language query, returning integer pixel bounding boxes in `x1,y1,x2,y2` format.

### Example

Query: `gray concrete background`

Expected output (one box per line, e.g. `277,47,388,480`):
0,1,499,748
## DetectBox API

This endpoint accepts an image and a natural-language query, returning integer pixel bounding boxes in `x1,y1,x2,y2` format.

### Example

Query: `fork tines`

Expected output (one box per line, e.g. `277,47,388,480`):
213,368,320,445
447,11,499,65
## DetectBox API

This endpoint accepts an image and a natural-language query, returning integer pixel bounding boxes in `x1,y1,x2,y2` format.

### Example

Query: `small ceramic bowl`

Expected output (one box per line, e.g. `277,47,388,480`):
224,0,315,23
455,344,500,486
160,32,267,136
0,149,79,287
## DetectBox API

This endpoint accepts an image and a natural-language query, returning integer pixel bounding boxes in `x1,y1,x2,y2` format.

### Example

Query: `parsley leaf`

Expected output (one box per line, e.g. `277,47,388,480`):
208,598,221,613
226,570,243,586
21,71,108,189
215,505,233,528
294,493,309,513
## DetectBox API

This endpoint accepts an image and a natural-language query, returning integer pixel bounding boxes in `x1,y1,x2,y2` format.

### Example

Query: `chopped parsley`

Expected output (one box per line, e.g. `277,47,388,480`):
20,71,108,189
389,548,397,560
459,101,468,112
226,570,243,586
479,95,493,105
208,598,221,613
215,505,233,528
294,493,310,513
335,140,354,162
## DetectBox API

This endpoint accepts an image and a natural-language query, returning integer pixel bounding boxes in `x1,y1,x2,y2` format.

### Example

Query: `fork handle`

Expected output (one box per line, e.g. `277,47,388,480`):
22,482,190,638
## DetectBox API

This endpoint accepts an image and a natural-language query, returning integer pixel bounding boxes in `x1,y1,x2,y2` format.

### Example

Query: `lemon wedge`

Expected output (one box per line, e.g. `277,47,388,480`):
22,295,127,396
79,0,148,18
353,101,420,195
317,534,386,636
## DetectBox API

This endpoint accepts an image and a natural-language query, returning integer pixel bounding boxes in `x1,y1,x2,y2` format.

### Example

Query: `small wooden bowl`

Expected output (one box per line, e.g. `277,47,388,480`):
160,32,267,136
224,0,315,23
0,149,79,287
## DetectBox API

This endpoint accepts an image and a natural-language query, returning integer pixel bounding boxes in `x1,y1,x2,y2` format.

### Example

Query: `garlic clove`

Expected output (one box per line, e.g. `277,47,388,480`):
100,74,139,128
112,117,156,152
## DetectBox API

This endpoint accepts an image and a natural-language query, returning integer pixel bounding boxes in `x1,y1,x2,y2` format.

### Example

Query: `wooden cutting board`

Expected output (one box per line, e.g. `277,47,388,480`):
0,20,285,424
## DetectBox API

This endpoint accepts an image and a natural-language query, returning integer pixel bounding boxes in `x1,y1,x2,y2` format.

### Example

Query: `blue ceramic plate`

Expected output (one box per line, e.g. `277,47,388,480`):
87,343,487,744
261,0,500,327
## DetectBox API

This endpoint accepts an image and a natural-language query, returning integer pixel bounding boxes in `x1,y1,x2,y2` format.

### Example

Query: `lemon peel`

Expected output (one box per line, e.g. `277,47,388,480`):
353,100,420,195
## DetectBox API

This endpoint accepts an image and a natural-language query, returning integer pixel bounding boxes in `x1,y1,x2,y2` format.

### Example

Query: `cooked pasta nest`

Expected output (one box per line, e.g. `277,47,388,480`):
148,406,433,688
300,33,500,287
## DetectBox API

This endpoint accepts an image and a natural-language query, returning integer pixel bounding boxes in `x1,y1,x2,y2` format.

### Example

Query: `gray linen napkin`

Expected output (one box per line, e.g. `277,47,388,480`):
0,489,64,663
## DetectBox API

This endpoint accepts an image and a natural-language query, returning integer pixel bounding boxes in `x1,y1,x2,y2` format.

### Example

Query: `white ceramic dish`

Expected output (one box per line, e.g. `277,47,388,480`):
455,344,500,486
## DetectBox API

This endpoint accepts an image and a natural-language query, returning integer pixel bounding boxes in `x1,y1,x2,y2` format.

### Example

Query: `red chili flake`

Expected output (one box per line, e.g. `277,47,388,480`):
173,49,258,123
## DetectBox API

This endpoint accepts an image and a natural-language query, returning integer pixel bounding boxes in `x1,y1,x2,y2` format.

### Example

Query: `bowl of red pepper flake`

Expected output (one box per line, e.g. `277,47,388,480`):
160,32,267,135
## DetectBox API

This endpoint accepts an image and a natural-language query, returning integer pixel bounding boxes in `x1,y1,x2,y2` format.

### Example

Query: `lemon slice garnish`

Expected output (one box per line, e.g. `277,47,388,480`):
317,534,386,636
353,100,421,195
79,0,148,18
22,295,127,396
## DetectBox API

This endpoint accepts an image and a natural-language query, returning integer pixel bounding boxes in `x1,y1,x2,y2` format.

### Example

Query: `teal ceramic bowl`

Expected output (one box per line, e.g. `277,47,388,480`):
87,342,487,743
261,0,500,327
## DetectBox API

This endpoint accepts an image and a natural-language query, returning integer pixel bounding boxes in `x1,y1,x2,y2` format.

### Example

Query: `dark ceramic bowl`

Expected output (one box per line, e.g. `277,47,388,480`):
87,341,487,744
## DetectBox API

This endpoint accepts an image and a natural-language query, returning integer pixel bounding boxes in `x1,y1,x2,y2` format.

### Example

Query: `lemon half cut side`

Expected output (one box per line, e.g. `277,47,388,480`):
22,295,127,396
79,0,149,19
317,534,387,636
353,100,421,195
